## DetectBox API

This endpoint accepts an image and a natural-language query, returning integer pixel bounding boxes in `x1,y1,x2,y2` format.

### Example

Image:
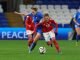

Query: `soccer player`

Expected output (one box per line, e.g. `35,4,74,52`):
73,9,80,46
31,13,61,53
14,11,35,47
15,7,43,52
25,16,35,47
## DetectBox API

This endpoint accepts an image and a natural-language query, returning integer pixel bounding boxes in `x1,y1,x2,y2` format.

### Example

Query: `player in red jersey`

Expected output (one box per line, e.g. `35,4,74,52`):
36,13,61,53
25,16,35,47
14,11,35,47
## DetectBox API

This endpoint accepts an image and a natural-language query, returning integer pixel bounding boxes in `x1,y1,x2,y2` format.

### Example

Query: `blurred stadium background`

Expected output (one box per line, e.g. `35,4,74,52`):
0,0,80,60
0,0,79,40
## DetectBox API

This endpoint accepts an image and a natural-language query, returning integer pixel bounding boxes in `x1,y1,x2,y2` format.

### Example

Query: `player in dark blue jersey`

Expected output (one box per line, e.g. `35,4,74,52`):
15,7,43,53
28,7,43,53
73,10,80,46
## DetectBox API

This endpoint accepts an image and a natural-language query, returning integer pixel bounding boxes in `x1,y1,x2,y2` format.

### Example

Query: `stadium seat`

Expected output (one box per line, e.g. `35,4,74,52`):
70,9,77,15
40,8,49,13
48,5,54,9
19,4,26,9
54,5,61,9
61,5,68,9
33,5,40,9
19,4,77,28
40,5,47,9
58,24,63,28
19,4,27,14
27,5,33,9
64,24,71,28
0,13,9,27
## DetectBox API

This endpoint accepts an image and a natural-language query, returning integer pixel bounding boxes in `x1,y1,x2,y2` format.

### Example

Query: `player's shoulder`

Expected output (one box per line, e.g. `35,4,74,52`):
36,12,43,16
37,11,42,14
73,12,80,18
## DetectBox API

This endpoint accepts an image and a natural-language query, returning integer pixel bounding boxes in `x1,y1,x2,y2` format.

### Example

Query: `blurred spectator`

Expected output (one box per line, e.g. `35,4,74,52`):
0,4,3,13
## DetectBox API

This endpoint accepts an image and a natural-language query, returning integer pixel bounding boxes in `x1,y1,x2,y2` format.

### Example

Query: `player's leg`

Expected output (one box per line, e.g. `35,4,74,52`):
49,30,61,53
28,34,33,47
29,29,42,52
26,30,34,47
43,32,52,47
75,25,80,46
47,40,53,47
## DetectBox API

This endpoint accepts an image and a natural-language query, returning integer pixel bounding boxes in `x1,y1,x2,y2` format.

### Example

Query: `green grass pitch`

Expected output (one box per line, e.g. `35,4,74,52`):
0,40,80,60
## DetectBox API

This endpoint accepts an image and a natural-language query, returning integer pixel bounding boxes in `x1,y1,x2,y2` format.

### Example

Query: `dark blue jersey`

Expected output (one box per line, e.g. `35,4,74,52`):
74,12,80,24
28,12,43,24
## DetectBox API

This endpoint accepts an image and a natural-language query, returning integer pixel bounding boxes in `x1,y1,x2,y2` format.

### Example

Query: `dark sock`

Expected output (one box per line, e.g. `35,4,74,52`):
76,35,80,42
30,42,36,51
51,44,53,47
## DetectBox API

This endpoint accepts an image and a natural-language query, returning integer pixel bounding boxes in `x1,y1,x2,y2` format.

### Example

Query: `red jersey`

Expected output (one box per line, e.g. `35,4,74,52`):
25,16,35,31
37,19,58,32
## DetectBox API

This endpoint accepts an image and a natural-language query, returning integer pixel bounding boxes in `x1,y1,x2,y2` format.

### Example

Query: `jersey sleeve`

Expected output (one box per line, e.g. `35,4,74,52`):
51,20,58,32
24,13,32,21
51,20,58,26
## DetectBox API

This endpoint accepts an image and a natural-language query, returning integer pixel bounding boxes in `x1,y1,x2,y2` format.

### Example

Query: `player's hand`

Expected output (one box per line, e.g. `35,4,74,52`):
14,11,25,15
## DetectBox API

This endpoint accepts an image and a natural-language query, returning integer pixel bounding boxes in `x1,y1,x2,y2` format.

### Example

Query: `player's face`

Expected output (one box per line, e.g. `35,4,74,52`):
31,10,36,15
44,16,50,21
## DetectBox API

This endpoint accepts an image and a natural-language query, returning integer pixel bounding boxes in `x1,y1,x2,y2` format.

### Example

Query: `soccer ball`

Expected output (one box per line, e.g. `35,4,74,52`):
39,47,46,54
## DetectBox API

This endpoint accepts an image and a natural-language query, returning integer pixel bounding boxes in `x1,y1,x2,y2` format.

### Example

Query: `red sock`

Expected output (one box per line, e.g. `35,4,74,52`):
53,40,60,52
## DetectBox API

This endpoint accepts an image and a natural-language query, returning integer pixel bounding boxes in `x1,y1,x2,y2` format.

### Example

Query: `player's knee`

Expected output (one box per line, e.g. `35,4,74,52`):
37,33,41,37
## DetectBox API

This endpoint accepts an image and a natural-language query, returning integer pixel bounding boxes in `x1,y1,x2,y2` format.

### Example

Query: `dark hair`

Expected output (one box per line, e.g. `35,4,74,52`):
44,13,49,17
31,7,38,11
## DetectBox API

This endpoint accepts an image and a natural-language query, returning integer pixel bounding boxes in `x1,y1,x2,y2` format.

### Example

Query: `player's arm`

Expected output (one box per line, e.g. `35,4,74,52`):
52,20,58,33
14,11,27,16
25,16,33,28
